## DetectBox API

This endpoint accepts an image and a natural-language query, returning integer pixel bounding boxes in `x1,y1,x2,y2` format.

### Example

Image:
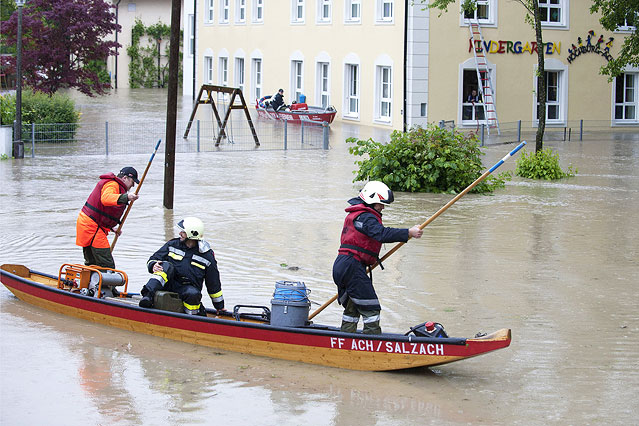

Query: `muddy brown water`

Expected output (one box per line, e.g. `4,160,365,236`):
1,89,638,425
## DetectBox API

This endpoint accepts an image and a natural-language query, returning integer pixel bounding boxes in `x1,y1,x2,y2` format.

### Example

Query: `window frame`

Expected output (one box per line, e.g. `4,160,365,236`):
344,63,360,119
345,0,361,24
539,0,568,29
204,55,214,84
613,72,639,124
291,60,304,103
252,58,263,100
205,0,215,24
188,14,195,56
219,0,230,24
236,0,246,24
316,61,330,108
317,0,332,24
374,65,393,123
219,56,229,86
533,59,568,126
252,0,264,23
235,57,245,92
291,0,305,24
459,0,497,27
376,0,394,24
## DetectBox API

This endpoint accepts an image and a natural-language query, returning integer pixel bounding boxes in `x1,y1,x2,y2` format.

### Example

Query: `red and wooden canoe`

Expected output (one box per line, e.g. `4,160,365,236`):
0,264,511,371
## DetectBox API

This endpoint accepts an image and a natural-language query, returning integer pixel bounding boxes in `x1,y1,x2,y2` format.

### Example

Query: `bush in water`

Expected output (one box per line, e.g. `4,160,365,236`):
515,148,577,180
347,125,510,194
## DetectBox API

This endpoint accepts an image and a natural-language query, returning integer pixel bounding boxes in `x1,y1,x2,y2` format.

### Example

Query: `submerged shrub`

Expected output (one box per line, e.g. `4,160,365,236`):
515,148,577,180
347,125,510,194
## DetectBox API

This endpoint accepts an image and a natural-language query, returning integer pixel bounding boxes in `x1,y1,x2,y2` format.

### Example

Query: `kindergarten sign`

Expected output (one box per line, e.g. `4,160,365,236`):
469,39,561,55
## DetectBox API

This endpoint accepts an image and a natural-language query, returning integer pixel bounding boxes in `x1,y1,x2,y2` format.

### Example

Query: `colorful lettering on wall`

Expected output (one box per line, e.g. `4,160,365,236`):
468,39,561,55
566,30,614,64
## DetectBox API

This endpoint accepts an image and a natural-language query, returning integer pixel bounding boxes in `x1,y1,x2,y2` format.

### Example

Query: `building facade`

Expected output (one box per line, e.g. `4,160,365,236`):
106,0,176,89
183,1,636,130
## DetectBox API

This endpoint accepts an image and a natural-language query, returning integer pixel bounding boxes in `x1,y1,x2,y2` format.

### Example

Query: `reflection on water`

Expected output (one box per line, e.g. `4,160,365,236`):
1,89,638,425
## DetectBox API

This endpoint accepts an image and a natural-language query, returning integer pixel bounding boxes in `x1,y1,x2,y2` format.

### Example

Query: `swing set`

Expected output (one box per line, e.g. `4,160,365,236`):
183,84,260,146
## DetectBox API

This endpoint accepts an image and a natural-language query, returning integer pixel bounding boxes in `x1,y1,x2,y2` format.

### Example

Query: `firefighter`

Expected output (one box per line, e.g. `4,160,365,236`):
138,217,225,315
76,167,140,268
333,181,423,334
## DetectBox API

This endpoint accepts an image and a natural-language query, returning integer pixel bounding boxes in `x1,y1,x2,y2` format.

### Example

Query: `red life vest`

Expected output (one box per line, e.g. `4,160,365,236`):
338,204,382,266
81,173,128,230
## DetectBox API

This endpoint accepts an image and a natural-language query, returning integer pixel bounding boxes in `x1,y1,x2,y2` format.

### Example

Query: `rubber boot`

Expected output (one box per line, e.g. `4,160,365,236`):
139,294,154,308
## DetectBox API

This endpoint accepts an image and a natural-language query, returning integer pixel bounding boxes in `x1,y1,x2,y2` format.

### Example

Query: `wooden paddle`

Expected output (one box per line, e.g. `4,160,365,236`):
308,141,527,320
111,139,162,251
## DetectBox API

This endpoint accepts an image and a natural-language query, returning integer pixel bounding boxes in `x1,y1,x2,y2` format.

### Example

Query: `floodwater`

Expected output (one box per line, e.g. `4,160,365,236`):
1,89,638,425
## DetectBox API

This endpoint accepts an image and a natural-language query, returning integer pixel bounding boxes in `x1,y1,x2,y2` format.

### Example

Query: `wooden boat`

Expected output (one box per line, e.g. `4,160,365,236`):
0,263,511,371
255,96,337,124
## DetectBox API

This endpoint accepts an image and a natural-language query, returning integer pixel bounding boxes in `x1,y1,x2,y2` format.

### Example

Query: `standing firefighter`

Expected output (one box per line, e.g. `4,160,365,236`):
333,181,423,334
138,217,225,315
76,167,140,268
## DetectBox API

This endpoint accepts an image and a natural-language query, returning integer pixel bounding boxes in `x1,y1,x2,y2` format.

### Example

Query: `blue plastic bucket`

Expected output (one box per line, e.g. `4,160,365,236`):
299,94,306,103
271,281,310,327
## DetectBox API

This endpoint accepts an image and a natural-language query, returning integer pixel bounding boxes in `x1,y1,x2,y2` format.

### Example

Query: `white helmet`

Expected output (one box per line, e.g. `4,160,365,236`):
177,217,204,240
359,181,394,205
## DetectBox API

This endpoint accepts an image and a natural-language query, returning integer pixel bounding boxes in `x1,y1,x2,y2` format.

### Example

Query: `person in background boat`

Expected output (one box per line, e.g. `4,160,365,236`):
138,217,225,316
76,167,140,269
270,88,286,111
333,181,423,335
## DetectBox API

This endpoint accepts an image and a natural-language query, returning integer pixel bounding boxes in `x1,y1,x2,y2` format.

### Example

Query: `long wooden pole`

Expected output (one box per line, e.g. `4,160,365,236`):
111,139,162,251
308,141,527,320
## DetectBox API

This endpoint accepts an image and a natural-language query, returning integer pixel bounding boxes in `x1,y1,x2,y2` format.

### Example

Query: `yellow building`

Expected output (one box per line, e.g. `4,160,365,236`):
183,1,637,130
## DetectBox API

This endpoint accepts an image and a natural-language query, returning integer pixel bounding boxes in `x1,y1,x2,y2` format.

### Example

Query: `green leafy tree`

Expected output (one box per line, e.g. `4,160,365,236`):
347,125,510,194
427,0,547,153
590,0,639,78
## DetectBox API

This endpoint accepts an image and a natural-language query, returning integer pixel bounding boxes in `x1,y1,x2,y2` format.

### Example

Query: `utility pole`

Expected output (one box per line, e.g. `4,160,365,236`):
13,0,26,159
163,0,181,209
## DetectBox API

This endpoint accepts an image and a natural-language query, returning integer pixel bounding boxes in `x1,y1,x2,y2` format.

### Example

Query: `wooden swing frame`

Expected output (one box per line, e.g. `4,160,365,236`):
183,84,260,147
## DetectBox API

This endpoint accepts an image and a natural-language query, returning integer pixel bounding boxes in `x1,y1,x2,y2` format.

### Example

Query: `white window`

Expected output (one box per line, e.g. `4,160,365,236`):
219,56,228,85
461,0,496,26
376,66,392,121
539,0,568,28
252,58,262,100
461,69,487,124
205,0,215,23
317,0,331,23
220,0,229,23
376,0,393,23
614,73,638,122
188,14,195,56
235,57,245,92
614,14,637,32
345,0,360,23
291,60,304,102
345,64,359,118
292,0,305,23
236,0,246,23
205,56,214,83
317,62,330,108
252,0,264,23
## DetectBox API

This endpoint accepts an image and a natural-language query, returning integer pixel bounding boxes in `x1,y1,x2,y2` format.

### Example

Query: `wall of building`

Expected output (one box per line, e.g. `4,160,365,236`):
427,0,635,129
107,0,175,89
185,0,413,129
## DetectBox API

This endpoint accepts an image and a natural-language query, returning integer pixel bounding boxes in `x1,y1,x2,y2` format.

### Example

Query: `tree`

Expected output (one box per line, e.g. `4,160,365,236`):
590,0,639,78
1,0,121,96
427,0,547,152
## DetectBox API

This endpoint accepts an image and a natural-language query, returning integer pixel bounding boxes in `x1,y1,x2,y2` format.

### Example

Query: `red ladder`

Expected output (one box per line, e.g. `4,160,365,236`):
468,20,500,135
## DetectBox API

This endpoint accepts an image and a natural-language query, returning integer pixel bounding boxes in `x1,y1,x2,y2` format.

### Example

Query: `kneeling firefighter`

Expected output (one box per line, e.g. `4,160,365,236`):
139,217,225,315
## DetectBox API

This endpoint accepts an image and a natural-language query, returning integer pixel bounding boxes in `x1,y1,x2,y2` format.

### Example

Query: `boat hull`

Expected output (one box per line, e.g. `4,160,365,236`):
1,265,511,371
255,105,337,124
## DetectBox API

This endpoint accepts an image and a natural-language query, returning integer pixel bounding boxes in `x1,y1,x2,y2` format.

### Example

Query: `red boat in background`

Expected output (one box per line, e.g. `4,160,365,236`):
256,96,337,124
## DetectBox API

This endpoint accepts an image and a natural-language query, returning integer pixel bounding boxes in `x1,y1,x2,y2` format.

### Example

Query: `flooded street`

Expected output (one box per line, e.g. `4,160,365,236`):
1,89,638,425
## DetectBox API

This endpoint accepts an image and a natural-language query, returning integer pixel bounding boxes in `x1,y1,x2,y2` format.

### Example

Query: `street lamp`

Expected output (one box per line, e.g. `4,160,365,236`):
13,0,26,159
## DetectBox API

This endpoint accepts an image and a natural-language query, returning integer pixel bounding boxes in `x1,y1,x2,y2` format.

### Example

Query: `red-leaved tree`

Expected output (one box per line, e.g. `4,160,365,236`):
1,0,121,96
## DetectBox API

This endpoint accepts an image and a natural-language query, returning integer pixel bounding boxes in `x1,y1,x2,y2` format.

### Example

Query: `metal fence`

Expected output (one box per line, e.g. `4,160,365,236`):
440,119,639,146
15,118,330,157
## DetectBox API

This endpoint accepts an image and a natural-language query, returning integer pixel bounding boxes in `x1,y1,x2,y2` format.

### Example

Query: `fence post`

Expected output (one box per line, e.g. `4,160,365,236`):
322,121,329,149
480,124,485,146
563,127,567,141
284,120,288,150
31,123,35,158
301,121,305,145
197,119,200,153
105,121,109,155
580,119,583,141
517,120,521,142
568,128,571,141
